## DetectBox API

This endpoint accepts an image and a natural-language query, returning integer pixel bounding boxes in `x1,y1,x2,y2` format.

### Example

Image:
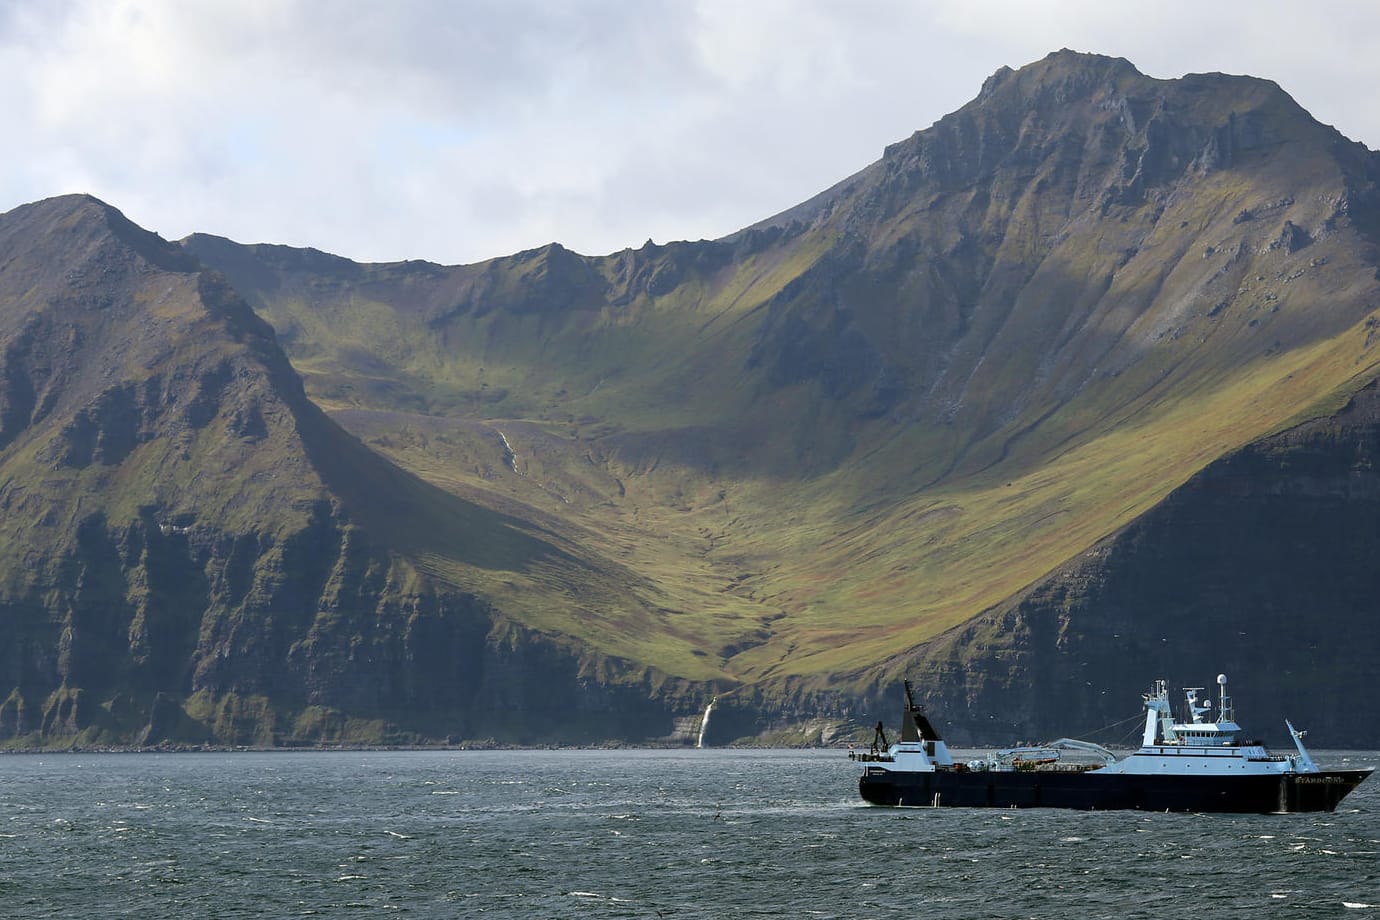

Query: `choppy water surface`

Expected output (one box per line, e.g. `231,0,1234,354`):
1,748,1377,918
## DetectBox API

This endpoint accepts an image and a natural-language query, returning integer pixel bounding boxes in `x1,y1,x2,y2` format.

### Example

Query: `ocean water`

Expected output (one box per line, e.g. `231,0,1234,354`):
1,748,1376,918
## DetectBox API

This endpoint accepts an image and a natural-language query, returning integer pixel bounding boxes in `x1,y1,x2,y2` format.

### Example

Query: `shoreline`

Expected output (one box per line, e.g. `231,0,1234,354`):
0,740,846,755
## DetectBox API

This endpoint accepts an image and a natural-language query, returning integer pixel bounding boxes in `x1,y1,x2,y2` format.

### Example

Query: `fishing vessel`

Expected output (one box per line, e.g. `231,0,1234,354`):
854,675,1372,812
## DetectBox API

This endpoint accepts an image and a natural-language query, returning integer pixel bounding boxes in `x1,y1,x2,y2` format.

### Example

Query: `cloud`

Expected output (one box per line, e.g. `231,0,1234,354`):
1,0,1377,264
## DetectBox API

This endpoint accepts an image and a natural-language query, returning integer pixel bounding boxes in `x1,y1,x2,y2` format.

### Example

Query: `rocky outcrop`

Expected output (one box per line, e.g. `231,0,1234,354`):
0,502,706,747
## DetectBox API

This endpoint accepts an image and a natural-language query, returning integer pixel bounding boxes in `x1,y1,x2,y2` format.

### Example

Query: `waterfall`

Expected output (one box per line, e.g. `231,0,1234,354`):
696,697,716,749
494,428,521,474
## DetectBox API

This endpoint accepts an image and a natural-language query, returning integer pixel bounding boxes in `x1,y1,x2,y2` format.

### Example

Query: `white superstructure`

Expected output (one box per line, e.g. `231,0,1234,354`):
1098,673,1318,777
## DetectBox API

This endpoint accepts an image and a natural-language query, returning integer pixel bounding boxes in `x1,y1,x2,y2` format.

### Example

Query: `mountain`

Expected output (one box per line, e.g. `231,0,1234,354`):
0,195,705,748
7,50,1380,747
184,51,1380,743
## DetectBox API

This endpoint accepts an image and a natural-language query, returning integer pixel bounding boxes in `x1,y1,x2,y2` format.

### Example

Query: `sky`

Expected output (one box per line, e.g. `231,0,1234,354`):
2,0,1379,266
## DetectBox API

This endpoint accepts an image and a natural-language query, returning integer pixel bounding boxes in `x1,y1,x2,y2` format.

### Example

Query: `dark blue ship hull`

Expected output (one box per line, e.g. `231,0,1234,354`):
858,765,1373,813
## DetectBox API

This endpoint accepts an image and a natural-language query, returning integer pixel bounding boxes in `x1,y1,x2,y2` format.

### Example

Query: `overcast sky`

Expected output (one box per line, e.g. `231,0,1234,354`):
2,1,1378,265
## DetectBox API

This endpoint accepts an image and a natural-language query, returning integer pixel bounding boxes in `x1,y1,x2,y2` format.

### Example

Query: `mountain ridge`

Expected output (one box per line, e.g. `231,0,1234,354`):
5,50,1380,746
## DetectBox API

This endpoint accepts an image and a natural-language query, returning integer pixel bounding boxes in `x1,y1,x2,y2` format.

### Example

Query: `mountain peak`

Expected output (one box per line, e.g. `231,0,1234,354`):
971,49,1140,107
864,44,1350,218
1,192,201,280
1020,47,1137,81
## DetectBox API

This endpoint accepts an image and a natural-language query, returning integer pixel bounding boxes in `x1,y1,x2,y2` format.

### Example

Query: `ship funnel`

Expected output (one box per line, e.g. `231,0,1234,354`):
900,680,943,742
